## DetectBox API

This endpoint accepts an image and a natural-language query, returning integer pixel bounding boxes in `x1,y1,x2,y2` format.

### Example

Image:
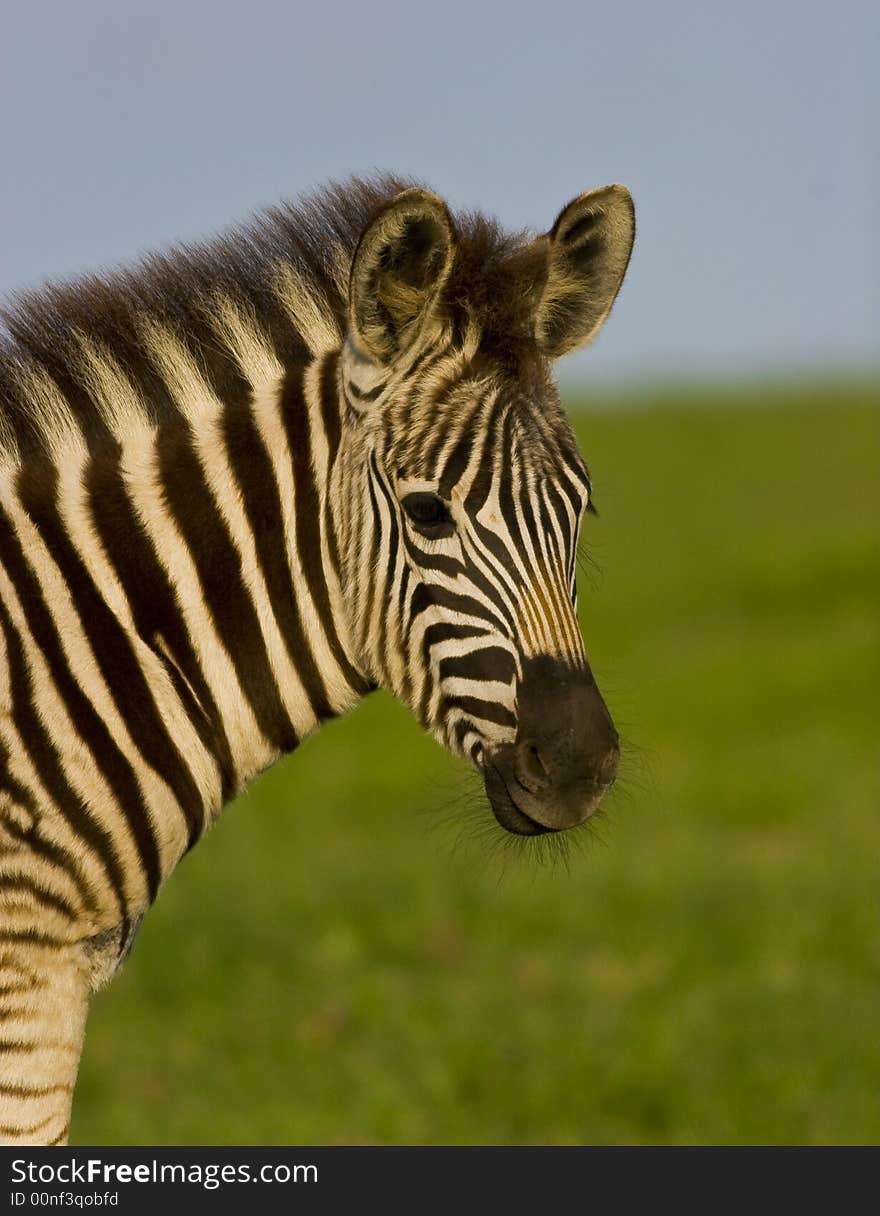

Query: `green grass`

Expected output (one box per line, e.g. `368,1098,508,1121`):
72,381,879,1145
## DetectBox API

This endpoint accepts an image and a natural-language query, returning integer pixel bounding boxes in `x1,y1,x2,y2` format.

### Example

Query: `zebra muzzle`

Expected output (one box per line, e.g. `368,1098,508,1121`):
483,655,619,834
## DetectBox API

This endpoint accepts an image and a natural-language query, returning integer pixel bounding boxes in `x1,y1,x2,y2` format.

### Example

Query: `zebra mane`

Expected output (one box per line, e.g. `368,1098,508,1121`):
0,174,544,463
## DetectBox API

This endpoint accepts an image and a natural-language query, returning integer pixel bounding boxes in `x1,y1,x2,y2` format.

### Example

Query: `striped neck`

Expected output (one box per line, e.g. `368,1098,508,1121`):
131,344,373,805
0,342,372,899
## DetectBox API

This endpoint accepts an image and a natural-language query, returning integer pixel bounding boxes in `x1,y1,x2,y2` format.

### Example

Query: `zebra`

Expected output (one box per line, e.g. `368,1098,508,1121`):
0,174,634,1145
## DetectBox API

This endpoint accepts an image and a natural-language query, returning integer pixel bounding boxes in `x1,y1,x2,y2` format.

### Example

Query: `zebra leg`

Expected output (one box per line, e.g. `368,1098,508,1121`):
0,938,89,1146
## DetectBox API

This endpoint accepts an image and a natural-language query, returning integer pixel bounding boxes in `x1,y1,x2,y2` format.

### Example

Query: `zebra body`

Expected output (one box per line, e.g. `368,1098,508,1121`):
0,176,634,1143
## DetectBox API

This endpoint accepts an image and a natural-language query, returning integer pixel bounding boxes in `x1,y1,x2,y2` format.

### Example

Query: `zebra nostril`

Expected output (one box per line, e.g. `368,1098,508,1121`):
596,742,620,787
514,739,551,794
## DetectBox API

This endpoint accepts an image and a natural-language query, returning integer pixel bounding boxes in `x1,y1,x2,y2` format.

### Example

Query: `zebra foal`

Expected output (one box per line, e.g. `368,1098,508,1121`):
0,175,634,1144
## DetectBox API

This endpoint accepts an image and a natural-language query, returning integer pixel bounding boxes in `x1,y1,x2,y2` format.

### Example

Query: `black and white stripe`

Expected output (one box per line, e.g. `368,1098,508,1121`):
0,173,635,1143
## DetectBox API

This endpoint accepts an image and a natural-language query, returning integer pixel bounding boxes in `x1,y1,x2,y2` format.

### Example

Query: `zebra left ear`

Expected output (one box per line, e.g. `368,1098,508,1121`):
348,188,456,366
534,185,635,358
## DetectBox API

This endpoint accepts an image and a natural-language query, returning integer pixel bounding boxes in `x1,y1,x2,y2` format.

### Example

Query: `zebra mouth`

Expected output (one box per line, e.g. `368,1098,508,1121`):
484,763,556,836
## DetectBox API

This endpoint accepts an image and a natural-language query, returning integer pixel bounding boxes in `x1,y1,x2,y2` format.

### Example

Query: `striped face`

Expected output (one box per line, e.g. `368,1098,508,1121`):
338,186,635,834
341,372,585,742
339,359,620,836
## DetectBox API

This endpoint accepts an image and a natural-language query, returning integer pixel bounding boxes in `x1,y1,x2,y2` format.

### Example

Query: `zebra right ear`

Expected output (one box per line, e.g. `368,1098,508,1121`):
348,189,456,366
534,185,635,358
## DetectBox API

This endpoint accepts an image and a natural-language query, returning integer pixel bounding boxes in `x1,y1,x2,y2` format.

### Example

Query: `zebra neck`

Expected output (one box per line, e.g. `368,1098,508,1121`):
0,346,373,945
0,343,371,895
139,346,371,802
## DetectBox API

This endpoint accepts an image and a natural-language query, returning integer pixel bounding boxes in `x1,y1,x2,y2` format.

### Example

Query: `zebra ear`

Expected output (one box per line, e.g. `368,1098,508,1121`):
534,185,635,358
348,189,456,366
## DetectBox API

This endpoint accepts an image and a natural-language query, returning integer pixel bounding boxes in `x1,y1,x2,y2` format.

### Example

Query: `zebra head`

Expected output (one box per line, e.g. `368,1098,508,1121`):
336,186,635,836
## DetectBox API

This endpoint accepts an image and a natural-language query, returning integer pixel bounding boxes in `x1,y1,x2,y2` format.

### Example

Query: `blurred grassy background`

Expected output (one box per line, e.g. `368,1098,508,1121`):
72,380,879,1145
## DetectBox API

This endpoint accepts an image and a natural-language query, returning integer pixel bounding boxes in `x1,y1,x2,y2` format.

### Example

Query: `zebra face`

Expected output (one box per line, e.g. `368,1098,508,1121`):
339,185,634,835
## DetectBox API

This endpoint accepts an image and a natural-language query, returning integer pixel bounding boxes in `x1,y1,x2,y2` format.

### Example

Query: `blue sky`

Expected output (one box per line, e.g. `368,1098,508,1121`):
1,1,876,381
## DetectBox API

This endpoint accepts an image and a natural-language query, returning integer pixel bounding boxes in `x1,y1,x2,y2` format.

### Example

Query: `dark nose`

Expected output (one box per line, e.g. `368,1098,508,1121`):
485,655,619,834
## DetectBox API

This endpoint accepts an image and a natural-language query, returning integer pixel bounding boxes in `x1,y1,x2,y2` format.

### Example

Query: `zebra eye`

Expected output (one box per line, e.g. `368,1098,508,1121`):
401,492,454,536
